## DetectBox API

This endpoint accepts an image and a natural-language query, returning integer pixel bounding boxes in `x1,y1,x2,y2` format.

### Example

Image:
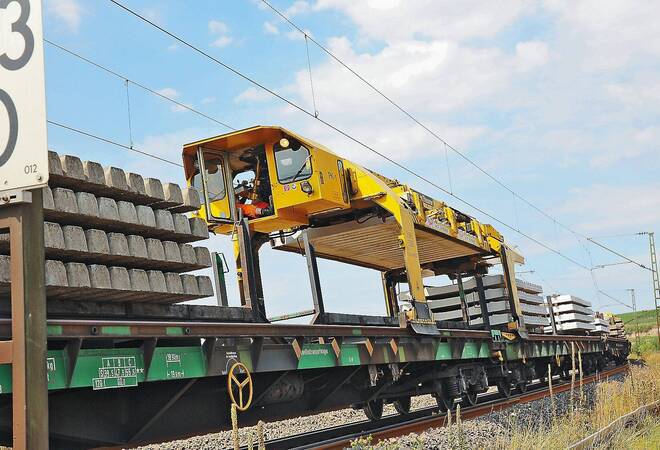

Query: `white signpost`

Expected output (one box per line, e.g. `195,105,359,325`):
0,0,48,197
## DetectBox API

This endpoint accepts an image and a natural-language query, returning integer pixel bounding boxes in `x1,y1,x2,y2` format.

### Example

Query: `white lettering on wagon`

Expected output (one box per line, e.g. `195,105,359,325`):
92,356,138,390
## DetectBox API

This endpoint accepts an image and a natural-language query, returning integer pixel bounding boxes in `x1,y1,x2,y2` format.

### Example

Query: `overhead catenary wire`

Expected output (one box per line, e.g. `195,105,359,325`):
47,120,183,167
106,0,592,271
259,0,651,274
44,39,235,132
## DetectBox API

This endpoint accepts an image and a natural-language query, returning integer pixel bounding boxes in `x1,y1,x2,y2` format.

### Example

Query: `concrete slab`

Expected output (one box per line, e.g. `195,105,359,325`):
88,264,112,289
193,247,212,267
170,187,201,213
85,229,110,254
109,266,131,290
108,232,130,256
83,161,106,185
136,205,156,228
179,244,197,265
147,270,168,293
117,201,138,224
98,197,120,221
65,262,91,288
104,166,130,191
190,218,209,239
144,178,165,201
163,183,183,205
181,274,199,295
53,188,79,214
62,225,88,252
42,186,55,210
44,222,65,249
197,276,214,296
60,155,86,181
173,213,191,234
126,235,148,259
145,238,166,260
76,192,100,217
154,209,175,231
128,269,150,291
164,272,184,294
163,241,182,263
45,260,68,287
0,255,9,283
48,151,63,176
126,172,146,196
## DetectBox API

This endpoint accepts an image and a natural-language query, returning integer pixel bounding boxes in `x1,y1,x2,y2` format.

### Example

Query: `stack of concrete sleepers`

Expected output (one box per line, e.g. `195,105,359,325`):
0,151,214,304
545,294,595,334
608,315,626,338
405,275,550,332
592,312,610,335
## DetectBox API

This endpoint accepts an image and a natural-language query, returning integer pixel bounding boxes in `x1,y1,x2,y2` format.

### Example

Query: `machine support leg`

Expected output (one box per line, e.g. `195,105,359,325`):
474,274,491,331
381,272,399,318
547,295,558,334
456,274,470,323
212,252,229,307
0,189,49,450
302,230,325,322
236,217,266,320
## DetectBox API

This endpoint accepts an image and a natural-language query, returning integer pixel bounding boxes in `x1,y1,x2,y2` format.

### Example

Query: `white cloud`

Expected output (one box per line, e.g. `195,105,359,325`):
235,87,273,103
556,183,660,234
314,0,532,42
208,19,233,48
167,43,179,52
287,0,312,16
155,87,179,98
171,103,192,113
46,0,83,32
515,41,550,71
263,21,279,35
200,97,216,105
208,19,230,35
211,36,233,48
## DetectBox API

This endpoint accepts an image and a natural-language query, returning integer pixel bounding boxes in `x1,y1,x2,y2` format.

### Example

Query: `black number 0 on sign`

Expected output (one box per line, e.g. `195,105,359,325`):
0,90,18,167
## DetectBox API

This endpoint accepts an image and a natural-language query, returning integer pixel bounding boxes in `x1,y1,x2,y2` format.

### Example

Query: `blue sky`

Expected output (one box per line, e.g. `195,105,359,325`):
36,0,660,317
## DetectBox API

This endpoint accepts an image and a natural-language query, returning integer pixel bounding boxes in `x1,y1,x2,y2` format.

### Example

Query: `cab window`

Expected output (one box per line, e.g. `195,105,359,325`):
275,141,312,183
191,154,227,203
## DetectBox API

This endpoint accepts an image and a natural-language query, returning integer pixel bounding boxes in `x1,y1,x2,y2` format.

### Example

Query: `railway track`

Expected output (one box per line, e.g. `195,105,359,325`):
250,363,629,450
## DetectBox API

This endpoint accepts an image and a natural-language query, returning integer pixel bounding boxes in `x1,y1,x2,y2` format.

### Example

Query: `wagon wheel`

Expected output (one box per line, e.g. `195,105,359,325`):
393,396,411,415
433,379,454,412
496,379,512,398
517,381,528,393
461,386,479,407
363,398,384,421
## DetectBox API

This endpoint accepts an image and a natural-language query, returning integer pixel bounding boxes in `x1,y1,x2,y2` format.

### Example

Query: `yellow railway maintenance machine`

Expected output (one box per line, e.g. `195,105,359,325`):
183,126,527,336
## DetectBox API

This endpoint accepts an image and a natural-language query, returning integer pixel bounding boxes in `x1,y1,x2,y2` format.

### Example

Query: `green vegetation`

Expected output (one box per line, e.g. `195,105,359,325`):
631,335,660,358
619,308,659,335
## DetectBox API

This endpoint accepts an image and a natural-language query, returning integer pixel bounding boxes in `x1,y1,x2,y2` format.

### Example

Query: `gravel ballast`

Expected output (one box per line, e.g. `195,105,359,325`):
131,374,626,450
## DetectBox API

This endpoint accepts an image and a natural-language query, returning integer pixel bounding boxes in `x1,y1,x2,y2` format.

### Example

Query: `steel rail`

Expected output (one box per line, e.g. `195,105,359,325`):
0,317,626,343
257,364,629,450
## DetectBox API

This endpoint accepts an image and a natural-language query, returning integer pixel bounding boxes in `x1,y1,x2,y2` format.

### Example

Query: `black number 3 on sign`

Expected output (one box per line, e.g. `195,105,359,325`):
0,0,34,70
0,89,18,167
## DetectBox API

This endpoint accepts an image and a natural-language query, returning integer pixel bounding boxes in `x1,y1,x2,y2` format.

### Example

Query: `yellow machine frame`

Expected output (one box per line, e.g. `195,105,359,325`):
183,126,525,333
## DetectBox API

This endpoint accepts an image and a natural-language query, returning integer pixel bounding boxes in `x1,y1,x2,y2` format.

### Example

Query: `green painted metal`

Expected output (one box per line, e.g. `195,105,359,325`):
297,344,336,369
435,342,452,360
0,334,615,395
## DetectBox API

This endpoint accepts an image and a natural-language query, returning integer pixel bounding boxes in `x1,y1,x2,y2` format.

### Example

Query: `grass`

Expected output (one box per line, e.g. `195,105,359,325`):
496,351,660,450
350,351,660,450
620,308,659,335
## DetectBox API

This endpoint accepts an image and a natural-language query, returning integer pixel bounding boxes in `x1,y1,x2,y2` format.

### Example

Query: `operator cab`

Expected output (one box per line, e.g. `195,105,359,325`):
183,126,351,234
